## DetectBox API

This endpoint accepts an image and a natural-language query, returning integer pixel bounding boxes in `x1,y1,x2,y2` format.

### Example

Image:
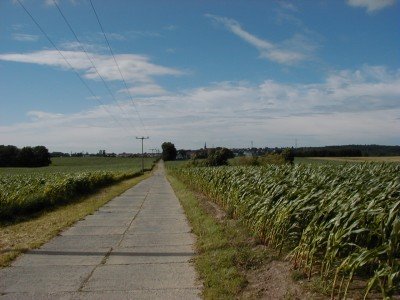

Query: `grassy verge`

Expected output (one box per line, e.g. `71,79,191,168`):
167,174,271,299
0,172,151,267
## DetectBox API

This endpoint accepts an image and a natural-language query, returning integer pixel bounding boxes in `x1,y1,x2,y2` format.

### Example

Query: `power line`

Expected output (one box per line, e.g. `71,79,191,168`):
15,0,133,136
89,0,149,137
52,0,139,135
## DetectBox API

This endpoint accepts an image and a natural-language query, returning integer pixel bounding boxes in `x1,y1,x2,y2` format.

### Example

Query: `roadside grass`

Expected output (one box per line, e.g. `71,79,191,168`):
0,172,151,267
167,174,271,299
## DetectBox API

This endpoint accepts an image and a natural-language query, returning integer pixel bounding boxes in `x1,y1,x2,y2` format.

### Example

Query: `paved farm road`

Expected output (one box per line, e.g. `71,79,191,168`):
0,162,201,299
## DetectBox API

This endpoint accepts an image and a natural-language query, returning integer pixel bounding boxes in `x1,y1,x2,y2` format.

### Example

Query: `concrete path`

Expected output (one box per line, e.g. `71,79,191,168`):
0,163,201,299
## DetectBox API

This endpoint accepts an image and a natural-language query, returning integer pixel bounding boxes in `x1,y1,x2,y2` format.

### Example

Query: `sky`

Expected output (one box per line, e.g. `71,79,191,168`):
0,0,399,153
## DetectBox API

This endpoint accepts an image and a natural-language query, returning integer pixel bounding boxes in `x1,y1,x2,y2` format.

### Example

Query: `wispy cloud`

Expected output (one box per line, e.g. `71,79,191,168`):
347,0,396,13
126,30,161,39
1,65,398,151
163,25,178,31
166,48,177,54
119,84,167,96
104,32,126,41
43,0,83,6
0,48,183,96
277,1,298,12
12,33,39,42
205,14,316,65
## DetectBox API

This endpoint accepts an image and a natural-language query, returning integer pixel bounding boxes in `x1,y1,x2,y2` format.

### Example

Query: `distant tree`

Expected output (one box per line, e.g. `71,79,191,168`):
281,148,294,164
17,146,35,167
0,145,19,167
33,146,51,166
161,142,177,161
0,145,51,167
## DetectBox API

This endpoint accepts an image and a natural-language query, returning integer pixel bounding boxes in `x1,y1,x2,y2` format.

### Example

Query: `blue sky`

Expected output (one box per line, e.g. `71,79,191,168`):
0,0,399,153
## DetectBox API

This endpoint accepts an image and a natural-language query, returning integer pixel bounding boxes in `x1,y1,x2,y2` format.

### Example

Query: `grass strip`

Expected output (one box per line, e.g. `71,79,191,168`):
167,174,270,299
0,172,151,267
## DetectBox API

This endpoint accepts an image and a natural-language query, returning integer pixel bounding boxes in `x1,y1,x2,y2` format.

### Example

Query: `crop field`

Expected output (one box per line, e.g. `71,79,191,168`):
170,163,400,298
0,157,155,219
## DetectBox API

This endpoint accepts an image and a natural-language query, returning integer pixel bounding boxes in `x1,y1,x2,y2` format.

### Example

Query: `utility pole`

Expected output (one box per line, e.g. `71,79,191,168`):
149,148,157,156
136,136,149,173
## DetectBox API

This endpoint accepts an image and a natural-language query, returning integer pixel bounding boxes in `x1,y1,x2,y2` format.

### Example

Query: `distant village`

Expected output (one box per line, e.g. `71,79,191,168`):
50,144,400,159
50,143,289,160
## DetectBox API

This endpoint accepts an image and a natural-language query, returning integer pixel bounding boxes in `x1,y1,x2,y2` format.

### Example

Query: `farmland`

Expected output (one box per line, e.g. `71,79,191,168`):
0,157,155,219
169,162,400,298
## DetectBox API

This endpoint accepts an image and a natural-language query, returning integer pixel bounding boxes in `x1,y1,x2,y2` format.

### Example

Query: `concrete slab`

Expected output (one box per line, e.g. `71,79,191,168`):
82,214,132,222
82,263,198,291
75,219,131,227
0,289,201,300
98,206,139,212
61,226,127,236
127,223,191,234
0,292,73,300
135,213,186,220
106,245,195,264
119,232,195,247
12,249,109,266
0,265,93,293
41,235,120,250
71,289,201,299
93,211,133,217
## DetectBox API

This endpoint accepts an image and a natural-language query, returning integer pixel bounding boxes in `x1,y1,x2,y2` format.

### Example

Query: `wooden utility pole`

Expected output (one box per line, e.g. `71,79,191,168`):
136,136,149,173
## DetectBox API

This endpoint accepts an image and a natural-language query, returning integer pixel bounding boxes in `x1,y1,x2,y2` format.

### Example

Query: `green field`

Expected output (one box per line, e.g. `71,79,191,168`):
169,162,400,298
0,157,155,219
0,156,155,175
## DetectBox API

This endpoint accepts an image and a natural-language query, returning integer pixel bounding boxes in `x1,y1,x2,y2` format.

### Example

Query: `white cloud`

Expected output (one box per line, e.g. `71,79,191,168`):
1,65,398,151
103,32,126,41
44,0,57,6
347,0,396,12
126,30,161,39
277,1,298,12
0,49,183,96
27,111,64,120
166,48,177,54
205,14,316,65
12,33,39,42
120,84,167,96
163,25,177,31
43,0,82,6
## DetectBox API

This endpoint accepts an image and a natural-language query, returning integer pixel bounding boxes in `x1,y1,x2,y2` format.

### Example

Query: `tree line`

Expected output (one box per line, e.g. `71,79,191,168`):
0,145,51,167
293,145,400,157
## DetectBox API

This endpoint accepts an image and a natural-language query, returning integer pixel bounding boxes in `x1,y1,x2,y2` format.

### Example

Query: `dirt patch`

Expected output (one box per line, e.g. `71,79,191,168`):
194,191,227,222
241,261,325,299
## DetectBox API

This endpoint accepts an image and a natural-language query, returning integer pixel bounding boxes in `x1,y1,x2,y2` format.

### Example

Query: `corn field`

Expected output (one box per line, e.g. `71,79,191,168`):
0,157,155,219
170,163,400,299
0,171,139,219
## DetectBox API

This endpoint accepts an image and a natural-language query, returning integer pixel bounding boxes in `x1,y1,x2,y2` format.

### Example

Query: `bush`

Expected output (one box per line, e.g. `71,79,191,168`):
230,150,293,167
204,148,235,166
